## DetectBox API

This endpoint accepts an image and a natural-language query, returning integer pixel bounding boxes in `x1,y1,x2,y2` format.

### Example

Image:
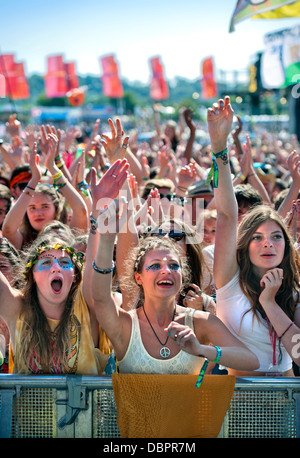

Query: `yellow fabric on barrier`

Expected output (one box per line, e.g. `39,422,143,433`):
112,374,236,438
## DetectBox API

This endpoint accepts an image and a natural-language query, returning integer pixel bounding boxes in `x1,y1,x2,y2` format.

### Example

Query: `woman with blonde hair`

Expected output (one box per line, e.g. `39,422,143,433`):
89,158,259,378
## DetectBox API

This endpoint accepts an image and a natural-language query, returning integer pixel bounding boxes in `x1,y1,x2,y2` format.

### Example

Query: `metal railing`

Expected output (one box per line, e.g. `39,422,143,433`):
0,374,299,438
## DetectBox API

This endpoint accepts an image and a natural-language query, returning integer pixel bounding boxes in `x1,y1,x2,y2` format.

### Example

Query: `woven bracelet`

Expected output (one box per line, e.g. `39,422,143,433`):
205,147,228,188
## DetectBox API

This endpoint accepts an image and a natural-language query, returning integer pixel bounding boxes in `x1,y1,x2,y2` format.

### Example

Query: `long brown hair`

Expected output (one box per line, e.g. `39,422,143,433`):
17,235,82,373
237,205,300,322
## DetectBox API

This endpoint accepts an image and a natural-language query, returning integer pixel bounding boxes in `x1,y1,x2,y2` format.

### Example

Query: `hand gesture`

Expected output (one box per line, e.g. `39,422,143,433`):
24,124,39,149
166,320,201,356
101,118,129,164
44,132,59,174
287,150,300,186
29,142,42,184
239,134,254,177
183,108,196,132
5,114,21,137
177,162,197,189
259,268,284,306
207,96,234,152
90,159,129,209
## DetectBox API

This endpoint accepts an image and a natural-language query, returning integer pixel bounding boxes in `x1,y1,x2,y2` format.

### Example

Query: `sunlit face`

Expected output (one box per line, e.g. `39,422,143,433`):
248,220,285,276
33,249,75,304
135,249,182,299
26,193,56,231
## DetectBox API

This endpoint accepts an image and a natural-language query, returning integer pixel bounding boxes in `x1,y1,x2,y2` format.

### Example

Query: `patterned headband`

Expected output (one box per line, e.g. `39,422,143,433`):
23,243,85,280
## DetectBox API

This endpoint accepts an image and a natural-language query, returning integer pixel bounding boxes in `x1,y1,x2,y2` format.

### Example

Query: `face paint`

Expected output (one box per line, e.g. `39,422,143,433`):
145,262,180,272
33,254,74,272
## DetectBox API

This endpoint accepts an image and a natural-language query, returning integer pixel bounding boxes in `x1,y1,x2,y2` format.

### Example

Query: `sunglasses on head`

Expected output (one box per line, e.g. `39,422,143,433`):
151,229,186,242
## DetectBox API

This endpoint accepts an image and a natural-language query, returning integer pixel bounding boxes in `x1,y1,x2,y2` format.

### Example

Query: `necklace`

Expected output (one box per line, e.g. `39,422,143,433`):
143,305,176,358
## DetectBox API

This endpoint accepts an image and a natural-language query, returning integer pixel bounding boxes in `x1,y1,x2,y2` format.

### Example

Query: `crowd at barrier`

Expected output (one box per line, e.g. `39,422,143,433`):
0,99,299,382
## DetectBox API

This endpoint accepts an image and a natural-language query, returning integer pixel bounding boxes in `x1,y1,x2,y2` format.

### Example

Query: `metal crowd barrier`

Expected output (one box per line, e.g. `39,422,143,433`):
0,374,300,438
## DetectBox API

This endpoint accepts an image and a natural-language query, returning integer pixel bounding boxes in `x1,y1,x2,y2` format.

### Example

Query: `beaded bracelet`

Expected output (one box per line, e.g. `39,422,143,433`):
92,259,115,274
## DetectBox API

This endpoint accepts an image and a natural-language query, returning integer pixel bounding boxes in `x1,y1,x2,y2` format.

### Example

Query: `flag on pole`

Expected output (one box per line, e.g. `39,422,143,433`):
44,55,68,98
65,62,79,91
0,54,29,99
201,57,218,99
229,0,300,32
100,55,123,98
149,56,169,100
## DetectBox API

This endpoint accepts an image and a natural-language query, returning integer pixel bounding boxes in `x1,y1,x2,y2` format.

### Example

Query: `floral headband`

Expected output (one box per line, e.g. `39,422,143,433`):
23,243,85,280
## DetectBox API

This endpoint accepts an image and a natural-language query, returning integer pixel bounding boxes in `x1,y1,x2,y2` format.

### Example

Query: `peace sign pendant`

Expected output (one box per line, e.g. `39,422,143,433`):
160,346,171,358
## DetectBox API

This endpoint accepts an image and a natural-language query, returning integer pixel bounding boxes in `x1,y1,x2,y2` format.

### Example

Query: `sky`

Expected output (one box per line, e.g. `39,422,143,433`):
1,0,300,84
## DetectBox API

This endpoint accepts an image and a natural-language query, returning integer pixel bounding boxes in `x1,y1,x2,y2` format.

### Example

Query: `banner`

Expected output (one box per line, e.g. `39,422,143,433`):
261,25,300,88
201,57,218,99
149,56,169,100
65,62,79,91
229,0,300,32
44,55,67,98
100,55,123,98
0,54,29,99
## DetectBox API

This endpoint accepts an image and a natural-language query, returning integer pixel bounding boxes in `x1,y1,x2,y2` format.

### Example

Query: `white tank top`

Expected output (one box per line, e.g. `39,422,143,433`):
118,307,204,374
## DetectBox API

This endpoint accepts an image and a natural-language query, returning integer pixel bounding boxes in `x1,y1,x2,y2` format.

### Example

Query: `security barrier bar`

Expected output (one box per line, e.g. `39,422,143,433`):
0,375,299,438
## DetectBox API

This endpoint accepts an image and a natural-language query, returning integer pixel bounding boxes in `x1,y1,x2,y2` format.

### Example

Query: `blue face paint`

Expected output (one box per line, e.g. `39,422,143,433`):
33,254,74,272
145,262,180,272
146,263,160,271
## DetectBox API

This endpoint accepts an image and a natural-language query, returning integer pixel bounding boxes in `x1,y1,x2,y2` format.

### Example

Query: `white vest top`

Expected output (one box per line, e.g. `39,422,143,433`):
118,307,204,374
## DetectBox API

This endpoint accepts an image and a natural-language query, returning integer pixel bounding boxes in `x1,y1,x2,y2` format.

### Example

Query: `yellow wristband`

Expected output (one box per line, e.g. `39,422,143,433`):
52,170,63,181
56,160,65,169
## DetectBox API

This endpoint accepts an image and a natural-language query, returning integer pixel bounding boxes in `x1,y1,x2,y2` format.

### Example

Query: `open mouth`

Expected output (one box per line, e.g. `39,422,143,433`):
157,279,174,286
51,278,63,293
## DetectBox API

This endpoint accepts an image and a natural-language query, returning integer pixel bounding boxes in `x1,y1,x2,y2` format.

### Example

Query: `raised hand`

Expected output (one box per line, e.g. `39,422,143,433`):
90,159,129,209
101,118,129,164
5,114,21,137
207,96,234,152
28,142,42,185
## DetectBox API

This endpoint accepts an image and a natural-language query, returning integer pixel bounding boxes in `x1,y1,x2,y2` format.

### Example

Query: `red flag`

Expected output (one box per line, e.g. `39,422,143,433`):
44,55,68,98
65,62,79,91
149,56,169,101
100,55,123,98
13,62,30,99
201,57,218,99
0,54,29,99
0,74,6,98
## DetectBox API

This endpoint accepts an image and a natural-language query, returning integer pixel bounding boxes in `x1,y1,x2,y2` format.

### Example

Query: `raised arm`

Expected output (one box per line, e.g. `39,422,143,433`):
90,159,131,358
277,150,300,219
2,142,41,249
44,133,89,232
207,96,238,289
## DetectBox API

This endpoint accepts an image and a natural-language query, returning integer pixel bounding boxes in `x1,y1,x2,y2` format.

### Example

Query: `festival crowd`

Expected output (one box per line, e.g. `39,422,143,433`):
0,97,299,381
